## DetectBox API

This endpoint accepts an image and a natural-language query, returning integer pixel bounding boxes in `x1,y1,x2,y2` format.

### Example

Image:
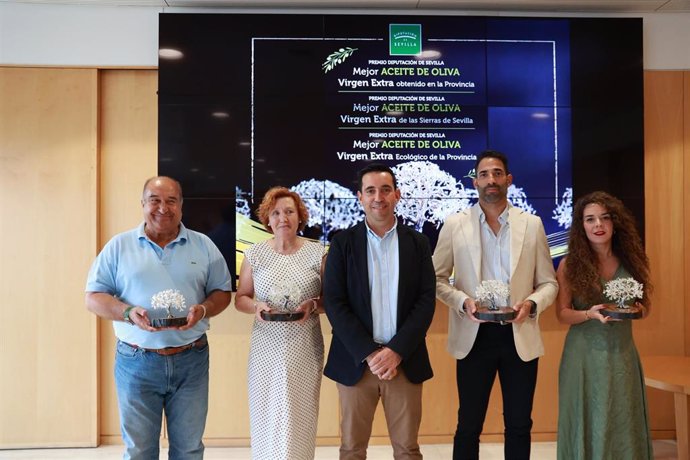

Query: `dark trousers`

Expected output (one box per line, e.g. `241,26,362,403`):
453,323,538,460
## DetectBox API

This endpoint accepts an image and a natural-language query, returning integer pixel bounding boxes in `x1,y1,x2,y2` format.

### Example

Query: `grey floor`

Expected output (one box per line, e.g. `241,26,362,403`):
0,441,680,459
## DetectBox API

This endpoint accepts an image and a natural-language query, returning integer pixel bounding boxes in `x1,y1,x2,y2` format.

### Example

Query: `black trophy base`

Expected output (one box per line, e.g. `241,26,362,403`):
151,317,188,328
475,306,516,322
601,305,643,320
260,311,305,322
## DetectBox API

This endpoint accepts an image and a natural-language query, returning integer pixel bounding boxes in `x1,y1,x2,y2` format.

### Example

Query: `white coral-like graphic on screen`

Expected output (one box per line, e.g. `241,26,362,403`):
552,187,573,229
282,162,541,238
392,161,474,231
291,179,364,240
507,185,536,215
235,186,251,217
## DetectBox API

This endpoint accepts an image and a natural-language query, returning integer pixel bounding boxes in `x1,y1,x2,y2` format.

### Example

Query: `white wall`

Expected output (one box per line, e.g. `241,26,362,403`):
642,14,690,70
1,3,689,69
0,4,160,67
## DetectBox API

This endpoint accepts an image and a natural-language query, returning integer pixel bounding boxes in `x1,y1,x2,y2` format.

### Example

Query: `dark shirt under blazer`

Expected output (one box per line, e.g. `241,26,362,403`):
323,221,436,386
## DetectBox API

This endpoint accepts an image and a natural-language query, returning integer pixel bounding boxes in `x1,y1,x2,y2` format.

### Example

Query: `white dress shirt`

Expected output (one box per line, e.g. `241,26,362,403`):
478,204,511,306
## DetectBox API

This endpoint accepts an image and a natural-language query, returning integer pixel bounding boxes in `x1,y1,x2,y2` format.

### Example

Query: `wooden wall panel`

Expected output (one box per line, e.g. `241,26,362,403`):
0,67,98,447
97,69,158,439
203,316,252,442
642,71,687,434
685,72,690,356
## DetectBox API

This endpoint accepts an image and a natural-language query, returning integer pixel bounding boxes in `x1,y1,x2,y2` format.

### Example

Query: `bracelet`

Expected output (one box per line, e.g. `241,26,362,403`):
199,304,207,319
584,309,591,320
310,298,318,314
123,305,135,325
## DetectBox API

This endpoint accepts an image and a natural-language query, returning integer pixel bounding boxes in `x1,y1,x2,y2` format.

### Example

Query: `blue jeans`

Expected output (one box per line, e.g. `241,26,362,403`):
114,338,209,460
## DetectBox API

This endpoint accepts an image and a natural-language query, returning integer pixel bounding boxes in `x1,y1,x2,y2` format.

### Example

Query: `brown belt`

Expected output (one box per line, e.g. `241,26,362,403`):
128,336,207,356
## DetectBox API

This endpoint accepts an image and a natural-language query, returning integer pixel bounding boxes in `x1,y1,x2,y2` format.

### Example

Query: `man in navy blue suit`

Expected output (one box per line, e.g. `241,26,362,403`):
324,163,436,460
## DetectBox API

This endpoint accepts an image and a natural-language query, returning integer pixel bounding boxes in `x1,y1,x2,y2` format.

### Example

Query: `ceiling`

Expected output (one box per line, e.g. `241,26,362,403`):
3,0,690,12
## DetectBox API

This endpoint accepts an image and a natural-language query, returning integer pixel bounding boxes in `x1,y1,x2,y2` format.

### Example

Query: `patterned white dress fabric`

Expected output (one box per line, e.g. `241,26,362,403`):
245,240,325,460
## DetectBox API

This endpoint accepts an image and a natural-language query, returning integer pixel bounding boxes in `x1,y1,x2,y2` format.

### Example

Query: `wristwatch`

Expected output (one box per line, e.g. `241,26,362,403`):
123,305,135,325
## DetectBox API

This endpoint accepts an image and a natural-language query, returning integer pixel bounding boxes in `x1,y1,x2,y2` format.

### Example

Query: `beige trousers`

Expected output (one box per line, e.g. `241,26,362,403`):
336,368,424,460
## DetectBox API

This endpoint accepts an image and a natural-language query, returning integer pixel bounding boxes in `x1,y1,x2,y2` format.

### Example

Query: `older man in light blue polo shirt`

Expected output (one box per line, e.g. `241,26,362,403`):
86,176,232,460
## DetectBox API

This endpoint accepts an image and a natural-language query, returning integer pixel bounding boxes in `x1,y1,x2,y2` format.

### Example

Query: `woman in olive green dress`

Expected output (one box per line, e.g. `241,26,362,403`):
556,191,653,460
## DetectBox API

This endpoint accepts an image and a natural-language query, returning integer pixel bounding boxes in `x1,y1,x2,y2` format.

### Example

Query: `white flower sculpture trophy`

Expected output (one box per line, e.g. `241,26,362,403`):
261,280,304,322
474,280,515,322
601,277,645,320
150,289,188,328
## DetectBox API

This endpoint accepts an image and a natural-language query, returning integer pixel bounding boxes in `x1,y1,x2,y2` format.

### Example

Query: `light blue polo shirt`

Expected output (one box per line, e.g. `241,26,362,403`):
86,222,232,348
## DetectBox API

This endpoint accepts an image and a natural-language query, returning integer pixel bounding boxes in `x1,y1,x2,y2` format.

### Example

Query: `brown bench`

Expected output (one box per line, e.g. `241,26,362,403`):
642,355,690,460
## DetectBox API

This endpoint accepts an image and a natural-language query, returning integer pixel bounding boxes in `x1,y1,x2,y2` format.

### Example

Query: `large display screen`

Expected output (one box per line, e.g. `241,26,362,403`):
159,14,643,286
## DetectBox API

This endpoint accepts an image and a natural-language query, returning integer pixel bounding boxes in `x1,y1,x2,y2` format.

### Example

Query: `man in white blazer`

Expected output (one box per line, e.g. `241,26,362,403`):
433,150,558,460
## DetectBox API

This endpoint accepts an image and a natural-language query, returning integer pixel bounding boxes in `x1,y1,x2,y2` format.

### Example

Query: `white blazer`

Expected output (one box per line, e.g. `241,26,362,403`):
433,204,558,362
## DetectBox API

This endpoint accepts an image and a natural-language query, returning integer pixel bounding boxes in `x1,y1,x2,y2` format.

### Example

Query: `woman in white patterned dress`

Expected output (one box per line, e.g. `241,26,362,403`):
235,186,325,460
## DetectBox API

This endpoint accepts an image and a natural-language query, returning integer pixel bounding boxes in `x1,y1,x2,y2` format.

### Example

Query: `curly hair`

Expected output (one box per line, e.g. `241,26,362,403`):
565,191,651,308
256,186,309,234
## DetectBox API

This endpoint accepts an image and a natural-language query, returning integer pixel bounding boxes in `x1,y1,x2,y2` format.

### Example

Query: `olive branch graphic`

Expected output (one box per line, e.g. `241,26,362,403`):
322,47,358,73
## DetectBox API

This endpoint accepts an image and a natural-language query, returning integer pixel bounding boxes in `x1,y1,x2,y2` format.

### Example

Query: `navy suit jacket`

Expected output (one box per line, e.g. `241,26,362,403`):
323,221,436,386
